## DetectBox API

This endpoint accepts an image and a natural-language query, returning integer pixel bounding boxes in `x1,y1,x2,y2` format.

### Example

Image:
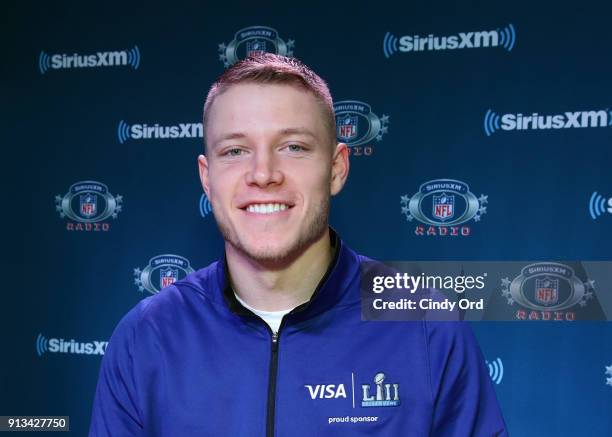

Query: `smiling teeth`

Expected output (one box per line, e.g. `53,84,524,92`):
246,203,289,214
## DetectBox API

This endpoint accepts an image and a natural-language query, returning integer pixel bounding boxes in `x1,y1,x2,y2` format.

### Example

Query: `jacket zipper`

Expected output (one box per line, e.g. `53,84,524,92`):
266,326,281,437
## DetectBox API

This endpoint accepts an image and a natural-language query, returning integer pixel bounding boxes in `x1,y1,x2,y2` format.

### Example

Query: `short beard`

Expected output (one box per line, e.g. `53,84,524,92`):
215,196,330,269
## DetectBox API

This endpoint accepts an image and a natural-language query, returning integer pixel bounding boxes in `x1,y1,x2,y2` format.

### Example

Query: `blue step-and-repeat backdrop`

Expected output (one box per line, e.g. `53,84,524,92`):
4,1,611,435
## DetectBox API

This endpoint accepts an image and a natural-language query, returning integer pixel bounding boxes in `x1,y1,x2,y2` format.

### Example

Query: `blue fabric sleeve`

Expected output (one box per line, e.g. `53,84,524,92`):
426,321,508,437
88,303,146,437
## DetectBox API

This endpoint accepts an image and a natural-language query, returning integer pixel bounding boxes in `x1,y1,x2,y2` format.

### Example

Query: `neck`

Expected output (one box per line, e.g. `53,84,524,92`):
225,229,333,312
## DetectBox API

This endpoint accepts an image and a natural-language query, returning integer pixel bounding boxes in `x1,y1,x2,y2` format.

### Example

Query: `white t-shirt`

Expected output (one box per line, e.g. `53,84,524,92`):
234,292,294,333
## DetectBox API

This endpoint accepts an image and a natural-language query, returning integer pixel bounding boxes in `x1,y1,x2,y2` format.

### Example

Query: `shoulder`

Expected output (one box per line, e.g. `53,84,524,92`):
423,321,488,393
423,321,481,355
111,260,223,340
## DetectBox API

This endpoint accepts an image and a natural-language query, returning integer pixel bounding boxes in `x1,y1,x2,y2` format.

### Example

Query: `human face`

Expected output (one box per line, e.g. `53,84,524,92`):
199,83,348,264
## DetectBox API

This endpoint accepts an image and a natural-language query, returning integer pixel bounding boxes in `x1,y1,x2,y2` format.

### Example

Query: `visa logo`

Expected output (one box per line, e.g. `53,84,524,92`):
304,384,347,399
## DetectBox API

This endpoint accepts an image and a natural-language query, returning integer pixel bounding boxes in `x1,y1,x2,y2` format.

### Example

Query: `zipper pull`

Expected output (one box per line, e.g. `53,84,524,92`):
272,331,278,343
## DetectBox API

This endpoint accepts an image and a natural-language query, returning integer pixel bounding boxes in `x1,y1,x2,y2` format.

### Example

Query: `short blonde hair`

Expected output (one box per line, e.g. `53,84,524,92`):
203,53,336,150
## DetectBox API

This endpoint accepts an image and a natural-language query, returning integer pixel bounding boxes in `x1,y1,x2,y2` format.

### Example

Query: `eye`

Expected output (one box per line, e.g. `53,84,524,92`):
222,147,244,157
286,143,305,152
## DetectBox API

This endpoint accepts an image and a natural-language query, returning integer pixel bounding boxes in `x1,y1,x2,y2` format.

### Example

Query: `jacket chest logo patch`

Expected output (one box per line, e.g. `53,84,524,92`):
361,372,400,407
304,372,400,408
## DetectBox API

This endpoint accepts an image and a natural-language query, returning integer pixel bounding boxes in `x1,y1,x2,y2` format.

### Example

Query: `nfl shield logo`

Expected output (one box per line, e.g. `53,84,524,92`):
79,194,97,218
535,277,559,306
160,267,178,289
432,193,454,221
337,115,358,141
246,40,267,57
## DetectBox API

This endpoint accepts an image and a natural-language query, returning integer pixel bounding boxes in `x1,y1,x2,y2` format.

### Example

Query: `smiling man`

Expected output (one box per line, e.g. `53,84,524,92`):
89,54,507,436
199,72,346,314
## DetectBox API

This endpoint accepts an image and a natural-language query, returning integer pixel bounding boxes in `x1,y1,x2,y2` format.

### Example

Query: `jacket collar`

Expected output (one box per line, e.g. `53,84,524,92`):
216,228,360,325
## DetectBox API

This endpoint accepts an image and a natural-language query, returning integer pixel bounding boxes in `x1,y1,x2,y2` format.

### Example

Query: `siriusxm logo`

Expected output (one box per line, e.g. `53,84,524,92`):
588,192,612,220
383,24,515,58
39,46,140,74
484,108,611,136
36,333,107,357
117,120,203,143
486,358,504,385
199,193,212,218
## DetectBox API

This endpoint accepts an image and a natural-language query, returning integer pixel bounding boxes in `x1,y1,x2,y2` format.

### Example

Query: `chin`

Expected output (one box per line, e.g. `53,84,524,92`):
239,238,297,263
246,248,292,264
217,208,329,265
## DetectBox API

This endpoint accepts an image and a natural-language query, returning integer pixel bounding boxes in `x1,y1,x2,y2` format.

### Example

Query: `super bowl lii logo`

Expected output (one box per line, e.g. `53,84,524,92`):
400,179,487,236
134,254,195,294
218,26,294,68
361,373,400,407
55,181,123,232
501,263,596,321
334,100,389,157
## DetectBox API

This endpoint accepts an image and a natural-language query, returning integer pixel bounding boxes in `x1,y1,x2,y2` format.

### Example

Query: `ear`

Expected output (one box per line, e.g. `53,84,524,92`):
198,154,211,197
330,143,350,196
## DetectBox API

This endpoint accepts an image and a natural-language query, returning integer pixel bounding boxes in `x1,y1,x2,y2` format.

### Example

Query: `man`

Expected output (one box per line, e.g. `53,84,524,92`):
89,54,507,436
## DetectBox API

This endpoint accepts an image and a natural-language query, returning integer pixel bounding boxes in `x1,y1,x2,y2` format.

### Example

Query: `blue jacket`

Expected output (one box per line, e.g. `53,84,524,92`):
89,233,507,436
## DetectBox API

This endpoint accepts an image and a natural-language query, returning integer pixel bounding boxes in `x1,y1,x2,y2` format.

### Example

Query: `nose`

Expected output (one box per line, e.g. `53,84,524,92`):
245,149,284,187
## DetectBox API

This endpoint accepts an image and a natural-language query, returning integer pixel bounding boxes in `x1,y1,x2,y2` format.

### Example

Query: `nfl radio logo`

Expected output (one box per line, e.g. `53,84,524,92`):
246,40,267,57
218,26,294,68
134,254,195,294
433,193,454,221
79,194,97,218
535,277,559,306
160,267,178,288
337,115,358,141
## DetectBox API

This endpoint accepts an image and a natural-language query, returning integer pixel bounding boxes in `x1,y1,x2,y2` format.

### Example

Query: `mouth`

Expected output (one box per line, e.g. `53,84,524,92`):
241,202,294,215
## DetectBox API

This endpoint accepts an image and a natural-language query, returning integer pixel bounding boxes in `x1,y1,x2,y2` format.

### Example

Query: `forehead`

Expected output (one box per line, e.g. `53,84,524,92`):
206,83,327,144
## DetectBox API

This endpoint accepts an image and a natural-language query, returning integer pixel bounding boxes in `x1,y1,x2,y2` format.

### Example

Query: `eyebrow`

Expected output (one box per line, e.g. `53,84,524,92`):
217,132,247,142
213,127,318,147
278,127,318,139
